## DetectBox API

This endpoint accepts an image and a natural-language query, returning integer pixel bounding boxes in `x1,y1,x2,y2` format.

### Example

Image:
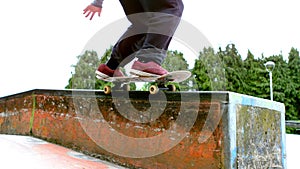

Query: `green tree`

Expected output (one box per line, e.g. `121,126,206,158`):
243,51,269,98
65,50,100,89
286,48,300,120
191,44,300,129
218,44,245,93
65,49,112,90
262,53,299,121
192,47,226,91
162,50,189,71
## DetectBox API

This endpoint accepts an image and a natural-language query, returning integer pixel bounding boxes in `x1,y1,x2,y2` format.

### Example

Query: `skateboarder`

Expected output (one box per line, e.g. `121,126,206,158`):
83,0,184,78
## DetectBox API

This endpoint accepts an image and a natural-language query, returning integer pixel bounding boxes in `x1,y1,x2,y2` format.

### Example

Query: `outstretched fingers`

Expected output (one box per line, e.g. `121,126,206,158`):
89,12,96,20
83,5,102,20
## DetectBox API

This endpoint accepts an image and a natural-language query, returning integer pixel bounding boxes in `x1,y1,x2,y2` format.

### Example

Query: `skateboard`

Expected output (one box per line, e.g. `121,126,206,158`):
96,70,191,94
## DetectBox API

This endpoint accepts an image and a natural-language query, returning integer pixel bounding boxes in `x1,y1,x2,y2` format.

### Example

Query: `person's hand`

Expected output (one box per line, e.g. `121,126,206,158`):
83,4,102,20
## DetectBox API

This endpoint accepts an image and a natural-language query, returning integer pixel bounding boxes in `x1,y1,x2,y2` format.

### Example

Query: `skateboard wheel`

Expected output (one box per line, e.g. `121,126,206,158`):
167,84,176,92
104,85,111,94
149,85,159,94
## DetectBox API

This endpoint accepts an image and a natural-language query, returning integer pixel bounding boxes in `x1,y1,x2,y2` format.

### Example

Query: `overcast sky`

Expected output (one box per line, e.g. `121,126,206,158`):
0,0,299,97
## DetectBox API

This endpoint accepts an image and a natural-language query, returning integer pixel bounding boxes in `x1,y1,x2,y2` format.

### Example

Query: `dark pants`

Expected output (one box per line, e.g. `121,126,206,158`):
106,0,184,69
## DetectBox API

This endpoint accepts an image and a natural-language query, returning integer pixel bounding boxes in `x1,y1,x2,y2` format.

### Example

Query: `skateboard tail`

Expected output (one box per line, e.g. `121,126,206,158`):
166,71,191,83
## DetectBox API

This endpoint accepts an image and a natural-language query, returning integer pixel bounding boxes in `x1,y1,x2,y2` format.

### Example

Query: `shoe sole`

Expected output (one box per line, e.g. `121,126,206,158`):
95,70,110,79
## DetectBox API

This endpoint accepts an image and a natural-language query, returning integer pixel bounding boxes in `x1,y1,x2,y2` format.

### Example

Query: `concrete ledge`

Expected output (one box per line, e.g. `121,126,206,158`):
0,89,286,168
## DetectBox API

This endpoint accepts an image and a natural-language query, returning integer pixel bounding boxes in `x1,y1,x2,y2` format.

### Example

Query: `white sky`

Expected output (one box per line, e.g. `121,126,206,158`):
0,0,299,97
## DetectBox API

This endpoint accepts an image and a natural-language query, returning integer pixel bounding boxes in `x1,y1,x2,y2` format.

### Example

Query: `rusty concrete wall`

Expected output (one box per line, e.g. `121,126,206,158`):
0,90,225,168
0,93,33,135
0,90,286,169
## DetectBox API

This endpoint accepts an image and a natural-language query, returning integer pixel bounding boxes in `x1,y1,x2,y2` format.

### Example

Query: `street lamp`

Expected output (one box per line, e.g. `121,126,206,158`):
264,61,275,101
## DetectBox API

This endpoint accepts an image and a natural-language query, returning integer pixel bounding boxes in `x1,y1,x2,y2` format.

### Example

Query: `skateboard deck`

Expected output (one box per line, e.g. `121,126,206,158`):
97,70,191,94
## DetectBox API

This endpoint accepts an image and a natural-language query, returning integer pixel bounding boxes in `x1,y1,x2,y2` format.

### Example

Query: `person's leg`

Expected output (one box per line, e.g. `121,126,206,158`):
135,0,184,65
97,0,184,77
105,0,146,70
128,0,184,76
96,0,148,78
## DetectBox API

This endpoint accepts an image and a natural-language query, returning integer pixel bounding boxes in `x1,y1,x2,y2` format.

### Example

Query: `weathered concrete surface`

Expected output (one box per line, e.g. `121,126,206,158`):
236,106,283,168
0,89,286,169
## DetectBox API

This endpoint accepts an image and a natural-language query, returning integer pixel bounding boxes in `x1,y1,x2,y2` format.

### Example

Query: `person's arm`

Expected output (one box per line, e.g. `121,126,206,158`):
83,0,104,20
91,0,104,8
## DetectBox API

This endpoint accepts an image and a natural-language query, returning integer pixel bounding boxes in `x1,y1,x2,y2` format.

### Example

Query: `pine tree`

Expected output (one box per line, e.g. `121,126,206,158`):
192,47,226,91
287,48,300,119
162,50,189,71
65,50,99,89
65,49,112,90
243,50,267,97
218,44,245,93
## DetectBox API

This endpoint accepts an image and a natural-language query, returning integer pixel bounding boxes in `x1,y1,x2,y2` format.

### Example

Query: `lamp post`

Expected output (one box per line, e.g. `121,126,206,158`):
264,61,275,101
